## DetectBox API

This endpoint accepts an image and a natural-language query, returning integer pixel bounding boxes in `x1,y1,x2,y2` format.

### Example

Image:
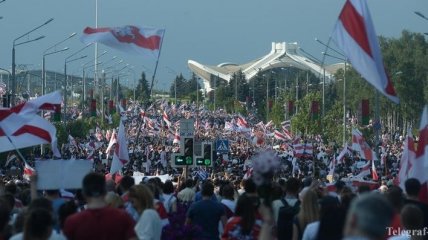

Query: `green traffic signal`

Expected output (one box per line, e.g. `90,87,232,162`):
204,159,211,166
185,156,193,165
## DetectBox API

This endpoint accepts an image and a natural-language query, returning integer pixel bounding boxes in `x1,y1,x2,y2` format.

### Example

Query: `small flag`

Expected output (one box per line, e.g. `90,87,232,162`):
23,163,35,181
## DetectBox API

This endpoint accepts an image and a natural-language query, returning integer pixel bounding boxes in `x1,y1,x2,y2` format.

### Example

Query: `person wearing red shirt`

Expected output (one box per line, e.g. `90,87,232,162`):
63,173,137,240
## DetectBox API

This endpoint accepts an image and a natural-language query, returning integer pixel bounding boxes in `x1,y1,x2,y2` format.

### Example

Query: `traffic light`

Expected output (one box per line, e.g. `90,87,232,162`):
174,155,186,166
198,143,213,167
183,138,194,165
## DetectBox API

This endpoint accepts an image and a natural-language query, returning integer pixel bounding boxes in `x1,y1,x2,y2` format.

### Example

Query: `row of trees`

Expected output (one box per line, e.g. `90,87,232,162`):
166,31,428,143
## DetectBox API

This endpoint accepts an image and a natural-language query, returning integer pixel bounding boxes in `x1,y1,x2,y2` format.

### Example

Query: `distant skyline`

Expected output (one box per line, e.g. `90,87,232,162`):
0,0,427,91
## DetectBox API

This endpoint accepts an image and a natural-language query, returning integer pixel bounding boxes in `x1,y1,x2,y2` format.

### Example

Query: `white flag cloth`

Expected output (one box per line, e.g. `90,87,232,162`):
110,121,129,174
408,106,428,203
105,129,117,154
352,128,377,161
398,130,415,190
332,0,398,103
0,91,62,157
81,25,165,59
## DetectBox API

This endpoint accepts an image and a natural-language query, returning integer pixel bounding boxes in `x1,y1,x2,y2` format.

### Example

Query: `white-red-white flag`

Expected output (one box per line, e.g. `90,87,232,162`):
398,130,415,190
0,92,62,157
371,159,379,181
352,128,377,161
173,129,180,144
105,129,117,154
332,0,398,103
81,25,165,59
274,130,289,141
237,115,249,129
163,110,171,127
110,120,129,174
411,106,428,203
336,146,350,165
23,163,35,181
355,160,371,178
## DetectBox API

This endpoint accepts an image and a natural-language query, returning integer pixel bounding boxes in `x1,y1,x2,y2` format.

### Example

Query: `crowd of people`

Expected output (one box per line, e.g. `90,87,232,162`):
0,99,427,240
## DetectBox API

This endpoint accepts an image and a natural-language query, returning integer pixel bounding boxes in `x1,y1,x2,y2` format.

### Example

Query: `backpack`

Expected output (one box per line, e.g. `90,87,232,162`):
277,199,300,240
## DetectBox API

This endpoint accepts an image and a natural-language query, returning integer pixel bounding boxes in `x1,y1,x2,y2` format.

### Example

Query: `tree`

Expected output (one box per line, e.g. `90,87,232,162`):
135,71,150,102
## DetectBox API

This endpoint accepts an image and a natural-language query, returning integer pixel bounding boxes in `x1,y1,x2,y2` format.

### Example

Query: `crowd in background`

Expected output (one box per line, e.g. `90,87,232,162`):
0,100,427,240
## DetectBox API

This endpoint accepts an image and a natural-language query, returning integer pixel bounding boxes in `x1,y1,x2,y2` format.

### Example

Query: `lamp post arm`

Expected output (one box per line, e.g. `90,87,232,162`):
43,33,76,55
13,18,53,45
15,36,45,47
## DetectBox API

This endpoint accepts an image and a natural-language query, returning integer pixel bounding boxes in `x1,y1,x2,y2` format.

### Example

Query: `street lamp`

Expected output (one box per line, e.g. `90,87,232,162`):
64,43,93,123
415,11,428,21
82,51,108,103
12,18,53,106
299,47,327,117
126,66,136,102
42,47,69,95
42,33,76,95
115,64,130,104
322,52,347,147
263,73,269,122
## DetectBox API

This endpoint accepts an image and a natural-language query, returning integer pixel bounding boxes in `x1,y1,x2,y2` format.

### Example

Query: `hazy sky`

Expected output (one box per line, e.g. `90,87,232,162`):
0,0,427,91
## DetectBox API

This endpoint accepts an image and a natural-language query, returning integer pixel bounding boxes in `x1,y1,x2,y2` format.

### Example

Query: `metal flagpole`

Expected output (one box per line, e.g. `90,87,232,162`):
149,31,166,99
136,30,165,151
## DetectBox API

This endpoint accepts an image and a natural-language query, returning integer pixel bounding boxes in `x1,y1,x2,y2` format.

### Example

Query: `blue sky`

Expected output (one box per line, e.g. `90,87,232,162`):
0,0,426,91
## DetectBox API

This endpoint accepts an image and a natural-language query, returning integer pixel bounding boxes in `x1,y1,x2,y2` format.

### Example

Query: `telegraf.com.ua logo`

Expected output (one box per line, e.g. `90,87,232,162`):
386,227,428,237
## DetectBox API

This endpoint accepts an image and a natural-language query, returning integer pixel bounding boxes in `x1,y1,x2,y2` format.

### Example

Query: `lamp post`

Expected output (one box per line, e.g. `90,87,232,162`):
64,43,92,123
12,18,53,106
115,64,130,104
42,48,69,95
126,66,136,102
82,51,108,103
263,74,269,122
323,52,347,146
103,59,123,100
415,11,428,21
42,32,76,96
299,47,326,117
64,55,87,122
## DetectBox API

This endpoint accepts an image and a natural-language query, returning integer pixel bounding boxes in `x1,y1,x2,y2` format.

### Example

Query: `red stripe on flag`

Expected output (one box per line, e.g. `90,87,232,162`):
384,70,397,96
83,26,162,50
12,125,52,143
83,27,112,34
339,0,373,58
416,127,428,158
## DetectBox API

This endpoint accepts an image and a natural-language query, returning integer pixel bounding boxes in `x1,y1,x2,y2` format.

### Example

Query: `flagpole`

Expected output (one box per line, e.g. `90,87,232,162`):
149,30,165,99
135,30,165,154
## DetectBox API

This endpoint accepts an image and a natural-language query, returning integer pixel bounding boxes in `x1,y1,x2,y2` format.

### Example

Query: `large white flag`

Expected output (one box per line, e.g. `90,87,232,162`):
411,106,428,203
0,91,62,157
110,120,129,174
332,0,399,103
81,25,165,59
398,130,415,190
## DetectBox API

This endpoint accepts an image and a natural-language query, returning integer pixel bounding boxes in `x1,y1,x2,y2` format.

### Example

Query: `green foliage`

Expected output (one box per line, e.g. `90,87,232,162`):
291,92,322,135
136,72,151,102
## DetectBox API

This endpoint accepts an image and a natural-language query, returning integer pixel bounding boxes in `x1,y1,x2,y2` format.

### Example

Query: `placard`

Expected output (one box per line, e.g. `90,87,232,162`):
36,159,92,190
